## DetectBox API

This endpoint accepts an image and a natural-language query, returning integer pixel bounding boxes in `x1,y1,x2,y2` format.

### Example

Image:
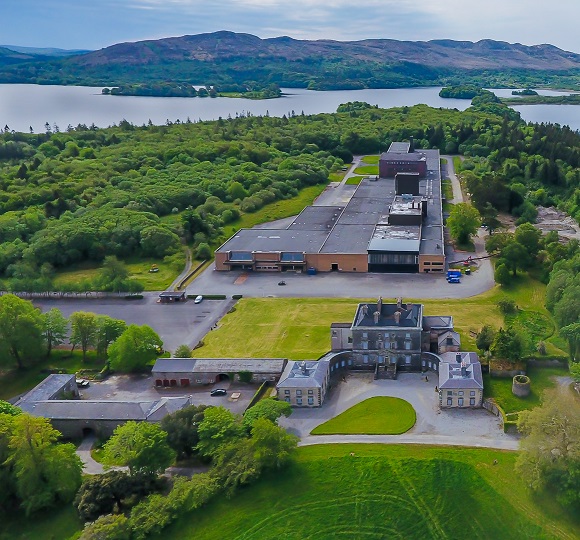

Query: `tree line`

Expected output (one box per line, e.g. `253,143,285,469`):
0,293,161,370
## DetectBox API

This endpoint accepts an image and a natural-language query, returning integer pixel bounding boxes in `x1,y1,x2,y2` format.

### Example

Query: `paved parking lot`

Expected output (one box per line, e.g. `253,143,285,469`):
81,374,255,415
33,296,232,352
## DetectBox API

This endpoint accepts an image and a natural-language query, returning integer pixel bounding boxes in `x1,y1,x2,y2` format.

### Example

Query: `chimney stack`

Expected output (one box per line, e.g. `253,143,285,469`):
362,304,369,316
397,297,402,309
373,311,380,325
300,361,307,375
377,296,383,314
394,311,401,325
409,136,415,153
456,353,462,363
461,361,468,378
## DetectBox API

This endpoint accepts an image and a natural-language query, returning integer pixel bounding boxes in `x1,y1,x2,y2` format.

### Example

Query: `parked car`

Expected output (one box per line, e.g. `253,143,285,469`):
194,295,203,304
278,280,286,286
210,388,227,397
76,379,90,388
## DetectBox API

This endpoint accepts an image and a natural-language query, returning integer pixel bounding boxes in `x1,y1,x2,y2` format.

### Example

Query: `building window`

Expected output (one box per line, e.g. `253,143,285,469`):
308,389,314,395
363,354,369,364
332,330,337,336
446,337,453,345
447,398,453,406
284,390,290,395
470,391,475,396
405,355,411,364
470,398,476,406
447,390,452,396
297,398,302,405
362,332,368,338
296,390,302,396
362,341,368,350
405,333,411,338
285,397,291,403
405,341,411,350
458,391,464,396
308,397,314,405
348,337,353,343
458,398,464,407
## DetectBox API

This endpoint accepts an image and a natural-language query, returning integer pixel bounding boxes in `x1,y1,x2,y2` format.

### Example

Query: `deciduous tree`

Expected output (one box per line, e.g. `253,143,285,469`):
95,315,127,359
160,404,207,459
42,307,68,358
0,294,44,368
70,311,98,362
108,325,163,372
7,414,82,514
516,388,580,511
447,203,481,245
197,406,244,458
102,422,175,476
243,399,292,428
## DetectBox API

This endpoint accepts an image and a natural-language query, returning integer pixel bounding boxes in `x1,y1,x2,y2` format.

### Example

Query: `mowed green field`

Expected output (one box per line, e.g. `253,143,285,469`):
193,276,564,360
160,444,579,540
311,397,416,435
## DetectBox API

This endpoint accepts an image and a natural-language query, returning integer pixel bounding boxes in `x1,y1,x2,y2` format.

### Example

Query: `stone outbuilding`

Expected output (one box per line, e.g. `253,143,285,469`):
152,358,287,387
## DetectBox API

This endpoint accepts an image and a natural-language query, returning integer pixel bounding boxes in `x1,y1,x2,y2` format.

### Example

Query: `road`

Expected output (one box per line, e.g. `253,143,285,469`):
441,155,464,204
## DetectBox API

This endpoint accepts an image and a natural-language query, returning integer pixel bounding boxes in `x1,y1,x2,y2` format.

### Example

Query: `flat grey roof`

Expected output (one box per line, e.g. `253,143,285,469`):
390,196,424,216
287,205,344,231
153,358,286,374
17,374,75,404
380,152,426,162
277,360,330,388
368,225,421,253
218,228,328,254
387,141,410,153
215,146,444,263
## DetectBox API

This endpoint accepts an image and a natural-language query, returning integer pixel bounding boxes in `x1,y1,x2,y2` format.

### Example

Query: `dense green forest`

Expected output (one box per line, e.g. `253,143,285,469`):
103,82,282,99
0,97,579,291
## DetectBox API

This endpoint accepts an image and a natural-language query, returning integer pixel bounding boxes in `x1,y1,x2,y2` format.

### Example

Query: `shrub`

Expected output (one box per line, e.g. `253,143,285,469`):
497,298,517,315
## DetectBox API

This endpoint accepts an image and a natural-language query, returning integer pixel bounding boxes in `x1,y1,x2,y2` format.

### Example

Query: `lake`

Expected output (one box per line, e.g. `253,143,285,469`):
1,84,579,133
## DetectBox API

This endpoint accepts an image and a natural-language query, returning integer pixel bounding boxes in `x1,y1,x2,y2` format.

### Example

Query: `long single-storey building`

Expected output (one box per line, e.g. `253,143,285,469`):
16,374,192,439
151,358,287,386
214,142,445,274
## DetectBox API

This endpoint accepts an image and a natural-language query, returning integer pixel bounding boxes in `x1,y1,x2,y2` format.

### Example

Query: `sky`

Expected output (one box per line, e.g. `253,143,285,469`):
2,0,579,53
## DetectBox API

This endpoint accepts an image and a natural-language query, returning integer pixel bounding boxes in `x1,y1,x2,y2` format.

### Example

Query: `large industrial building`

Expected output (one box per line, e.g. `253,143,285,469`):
214,141,445,274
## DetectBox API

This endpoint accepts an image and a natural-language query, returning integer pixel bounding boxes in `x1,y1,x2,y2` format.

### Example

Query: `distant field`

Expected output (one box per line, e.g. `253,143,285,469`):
193,275,564,359
311,397,416,435
345,175,365,185
353,164,378,175
160,444,579,540
361,155,379,164
52,252,186,291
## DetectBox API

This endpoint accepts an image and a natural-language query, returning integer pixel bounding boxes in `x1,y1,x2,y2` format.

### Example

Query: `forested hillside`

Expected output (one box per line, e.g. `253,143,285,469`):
0,98,579,292
1,32,580,91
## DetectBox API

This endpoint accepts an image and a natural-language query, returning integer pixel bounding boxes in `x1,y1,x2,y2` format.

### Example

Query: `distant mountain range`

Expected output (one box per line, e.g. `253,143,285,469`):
1,31,579,91
0,45,92,57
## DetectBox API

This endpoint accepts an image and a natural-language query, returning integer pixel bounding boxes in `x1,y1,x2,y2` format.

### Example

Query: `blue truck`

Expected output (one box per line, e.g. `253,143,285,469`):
447,270,461,283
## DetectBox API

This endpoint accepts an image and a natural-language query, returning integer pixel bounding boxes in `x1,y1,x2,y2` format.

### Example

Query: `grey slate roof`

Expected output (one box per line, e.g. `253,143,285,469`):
438,352,483,390
353,301,422,328
152,358,287,374
438,331,461,348
277,360,330,388
423,315,454,330
16,374,76,404
18,397,192,421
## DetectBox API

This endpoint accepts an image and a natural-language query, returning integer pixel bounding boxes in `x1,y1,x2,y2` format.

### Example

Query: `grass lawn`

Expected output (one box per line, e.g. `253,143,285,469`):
193,275,566,359
311,397,416,435
345,176,365,185
361,155,379,164
0,349,104,401
483,365,567,414
353,164,378,175
160,444,579,540
223,184,327,235
52,252,186,292
0,505,83,540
